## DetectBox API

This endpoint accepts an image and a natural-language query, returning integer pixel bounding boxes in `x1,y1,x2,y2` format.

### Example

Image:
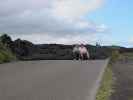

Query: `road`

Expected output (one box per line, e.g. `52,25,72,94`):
0,60,108,100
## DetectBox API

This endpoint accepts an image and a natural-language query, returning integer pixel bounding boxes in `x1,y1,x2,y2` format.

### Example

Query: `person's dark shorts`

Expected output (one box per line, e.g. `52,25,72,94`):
74,52,79,60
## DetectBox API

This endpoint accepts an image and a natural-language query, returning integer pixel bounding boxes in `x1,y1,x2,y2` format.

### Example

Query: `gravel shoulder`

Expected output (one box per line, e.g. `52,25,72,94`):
110,59,133,100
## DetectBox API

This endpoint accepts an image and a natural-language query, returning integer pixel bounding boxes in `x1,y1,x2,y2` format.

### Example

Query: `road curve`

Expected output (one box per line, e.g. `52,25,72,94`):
0,60,109,100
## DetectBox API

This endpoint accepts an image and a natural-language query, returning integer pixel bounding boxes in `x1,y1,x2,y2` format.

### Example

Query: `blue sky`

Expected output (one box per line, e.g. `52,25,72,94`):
87,0,132,46
0,0,132,47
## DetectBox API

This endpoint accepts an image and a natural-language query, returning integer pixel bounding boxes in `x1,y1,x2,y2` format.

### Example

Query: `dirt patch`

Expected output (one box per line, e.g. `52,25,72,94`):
110,59,133,100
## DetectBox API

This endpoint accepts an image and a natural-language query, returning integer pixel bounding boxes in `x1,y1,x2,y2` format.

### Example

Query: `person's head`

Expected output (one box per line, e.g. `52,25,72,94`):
74,44,79,47
80,43,84,47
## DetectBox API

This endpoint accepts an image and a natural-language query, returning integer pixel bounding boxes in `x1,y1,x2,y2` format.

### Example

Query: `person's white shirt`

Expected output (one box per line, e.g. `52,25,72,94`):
79,47,87,54
73,46,79,53
79,46,90,59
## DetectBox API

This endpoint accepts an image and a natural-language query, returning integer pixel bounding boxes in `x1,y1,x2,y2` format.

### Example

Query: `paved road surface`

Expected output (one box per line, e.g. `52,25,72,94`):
0,60,108,100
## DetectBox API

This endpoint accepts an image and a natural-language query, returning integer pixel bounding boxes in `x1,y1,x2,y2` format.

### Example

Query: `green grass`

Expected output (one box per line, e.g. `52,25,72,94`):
110,50,121,62
0,50,16,63
0,42,16,64
122,53,133,59
96,63,114,100
98,52,133,100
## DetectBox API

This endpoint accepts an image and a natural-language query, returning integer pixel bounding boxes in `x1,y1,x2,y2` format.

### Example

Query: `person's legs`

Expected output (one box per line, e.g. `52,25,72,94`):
73,52,75,60
86,52,90,60
80,53,84,60
83,54,86,60
73,52,77,60
74,52,79,60
81,53,89,60
83,53,86,60
76,52,79,60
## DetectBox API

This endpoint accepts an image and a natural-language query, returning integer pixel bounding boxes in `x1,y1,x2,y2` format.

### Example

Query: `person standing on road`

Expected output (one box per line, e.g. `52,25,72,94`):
79,44,90,60
73,44,80,60
73,44,90,60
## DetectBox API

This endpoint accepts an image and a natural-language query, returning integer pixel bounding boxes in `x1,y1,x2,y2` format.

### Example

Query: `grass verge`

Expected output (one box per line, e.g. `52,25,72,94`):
0,42,16,64
0,50,16,64
96,63,114,100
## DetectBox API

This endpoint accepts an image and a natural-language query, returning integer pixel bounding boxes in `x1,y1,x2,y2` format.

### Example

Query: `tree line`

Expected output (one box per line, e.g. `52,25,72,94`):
0,34,132,62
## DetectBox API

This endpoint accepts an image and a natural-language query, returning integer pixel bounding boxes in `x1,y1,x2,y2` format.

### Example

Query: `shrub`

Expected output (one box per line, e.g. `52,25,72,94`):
0,52,5,63
0,50,16,63
0,41,16,63
110,50,121,62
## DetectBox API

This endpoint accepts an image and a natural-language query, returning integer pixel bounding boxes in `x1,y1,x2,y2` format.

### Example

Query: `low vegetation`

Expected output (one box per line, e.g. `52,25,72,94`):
96,50,121,100
0,51,16,64
0,34,115,60
110,53,133,100
122,52,133,59
96,63,114,100
0,39,16,64
0,33,133,61
110,50,121,63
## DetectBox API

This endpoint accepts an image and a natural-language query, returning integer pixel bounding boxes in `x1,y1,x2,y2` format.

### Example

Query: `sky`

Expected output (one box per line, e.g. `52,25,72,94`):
0,0,132,47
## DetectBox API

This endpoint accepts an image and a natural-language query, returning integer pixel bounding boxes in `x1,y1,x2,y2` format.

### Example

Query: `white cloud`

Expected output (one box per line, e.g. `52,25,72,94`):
0,0,106,44
51,0,104,19
96,24,108,33
11,33,98,45
126,37,133,47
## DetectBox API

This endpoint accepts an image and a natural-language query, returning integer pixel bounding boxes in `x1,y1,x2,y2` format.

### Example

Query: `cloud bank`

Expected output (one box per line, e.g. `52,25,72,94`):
0,0,107,44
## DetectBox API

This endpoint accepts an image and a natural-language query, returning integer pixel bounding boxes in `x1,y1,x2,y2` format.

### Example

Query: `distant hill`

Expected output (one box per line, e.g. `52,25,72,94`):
0,34,133,60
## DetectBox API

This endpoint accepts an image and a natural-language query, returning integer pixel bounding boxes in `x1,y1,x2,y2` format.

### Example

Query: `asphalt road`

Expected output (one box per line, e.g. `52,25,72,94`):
0,60,108,100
